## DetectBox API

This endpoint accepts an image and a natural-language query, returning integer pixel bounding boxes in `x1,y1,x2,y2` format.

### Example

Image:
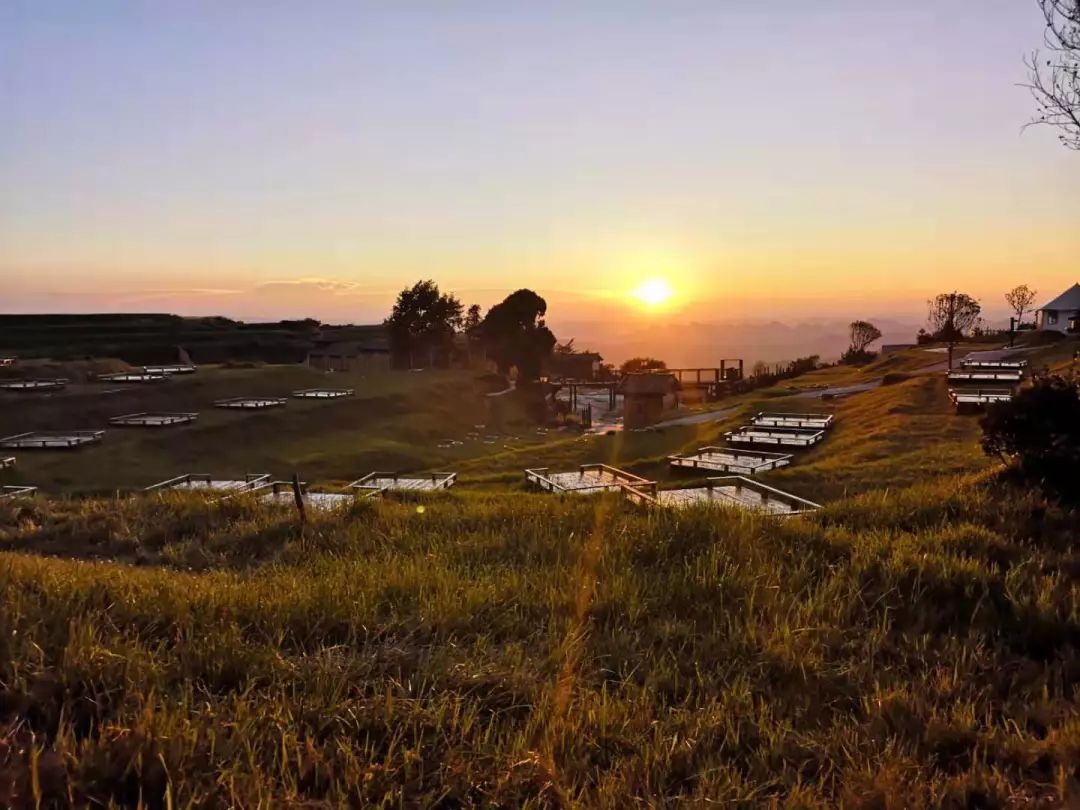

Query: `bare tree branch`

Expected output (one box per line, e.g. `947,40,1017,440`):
1024,0,1080,149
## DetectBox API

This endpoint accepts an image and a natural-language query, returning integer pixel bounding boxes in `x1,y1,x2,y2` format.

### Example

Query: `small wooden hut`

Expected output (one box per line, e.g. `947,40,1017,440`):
620,373,679,429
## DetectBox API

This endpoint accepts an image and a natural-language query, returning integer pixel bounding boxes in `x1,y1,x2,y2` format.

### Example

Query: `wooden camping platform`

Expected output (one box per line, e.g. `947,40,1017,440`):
525,463,652,494
947,369,1023,384
351,472,457,494
724,426,825,448
960,359,1027,370
214,397,287,409
669,447,792,475
0,379,67,392
142,364,197,375
109,412,199,427
144,473,270,493
0,485,37,500
291,388,355,399
750,411,834,430
96,372,170,384
252,480,377,510
626,476,820,515
0,431,104,449
949,388,1014,411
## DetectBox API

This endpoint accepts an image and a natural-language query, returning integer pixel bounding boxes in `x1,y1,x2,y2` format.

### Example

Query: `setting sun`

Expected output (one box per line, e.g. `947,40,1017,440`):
631,278,674,309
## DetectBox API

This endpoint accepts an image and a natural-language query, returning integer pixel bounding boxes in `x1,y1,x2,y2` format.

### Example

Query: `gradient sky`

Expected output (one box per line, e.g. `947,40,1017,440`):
2,0,1079,326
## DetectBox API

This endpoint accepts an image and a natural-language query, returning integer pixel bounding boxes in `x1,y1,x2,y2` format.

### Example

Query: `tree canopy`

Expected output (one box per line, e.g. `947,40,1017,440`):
620,357,668,374
473,289,556,382
848,321,883,353
384,280,463,368
1005,285,1038,326
927,293,981,342
927,292,981,368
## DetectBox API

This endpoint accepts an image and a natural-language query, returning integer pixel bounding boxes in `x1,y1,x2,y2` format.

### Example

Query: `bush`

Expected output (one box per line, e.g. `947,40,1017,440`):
839,348,878,366
980,375,1080,502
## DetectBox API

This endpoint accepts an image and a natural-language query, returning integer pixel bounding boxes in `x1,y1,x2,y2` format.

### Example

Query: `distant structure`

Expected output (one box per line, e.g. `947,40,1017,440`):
546,350,604,381
620,372,679,429
306,325,391,372
1035,283,1080,333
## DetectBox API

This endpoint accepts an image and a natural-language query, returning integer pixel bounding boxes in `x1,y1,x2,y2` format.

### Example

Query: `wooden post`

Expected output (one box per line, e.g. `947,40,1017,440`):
291,472,306,525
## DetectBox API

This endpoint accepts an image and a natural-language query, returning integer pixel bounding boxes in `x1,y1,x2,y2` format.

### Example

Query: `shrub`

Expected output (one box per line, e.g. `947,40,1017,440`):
980,375,1080,501
839,347,878,366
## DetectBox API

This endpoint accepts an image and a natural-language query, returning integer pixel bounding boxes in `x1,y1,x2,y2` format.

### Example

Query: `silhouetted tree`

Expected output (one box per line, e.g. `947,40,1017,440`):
620,357,667,374
1005,284,1038,327
1025,0,1080,149
474,289,556,382
927,292,981,369
981,374,1080,501
463,304,483,333
839,320,882,365
384,280,463,368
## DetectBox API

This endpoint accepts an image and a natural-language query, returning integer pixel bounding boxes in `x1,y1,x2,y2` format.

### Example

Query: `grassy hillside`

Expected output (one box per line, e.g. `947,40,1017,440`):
2,475,1079,806
1,338,1079,805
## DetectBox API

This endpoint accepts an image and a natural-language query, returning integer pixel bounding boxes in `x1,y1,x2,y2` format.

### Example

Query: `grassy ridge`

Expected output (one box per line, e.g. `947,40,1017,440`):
2,479,1080,806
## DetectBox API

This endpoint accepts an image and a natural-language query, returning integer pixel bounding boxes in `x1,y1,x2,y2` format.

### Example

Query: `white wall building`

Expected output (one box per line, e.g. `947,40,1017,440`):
1035,283,1080,333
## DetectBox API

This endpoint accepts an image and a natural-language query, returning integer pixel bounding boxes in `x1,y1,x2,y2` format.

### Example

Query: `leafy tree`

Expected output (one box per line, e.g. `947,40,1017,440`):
788,355,821,375
1005,284,1038,327
981,374,1080,501
1025,0,1080,150
927,292,981,369
384,280,463,368
620,357,667,374
473,289,556,382
848,320,882,353
463,304,483,333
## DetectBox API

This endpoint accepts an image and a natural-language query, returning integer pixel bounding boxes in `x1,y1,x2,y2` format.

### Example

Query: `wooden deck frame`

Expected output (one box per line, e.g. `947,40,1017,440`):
669,446,793,475
0,485,37,500
723,426,825,448
142,364,197,375
249,480,379,510
144,473,270,493
525,463,654,494
750,411,834,430
291,388,355,399
947,369,1024,384
0,431,104,449
350,471,457,495
109,412,199,427
95,372,170,384
949,388,1014,411
214,397,288,409
625,476,820,515
960,358,1027,370
0,378,68,392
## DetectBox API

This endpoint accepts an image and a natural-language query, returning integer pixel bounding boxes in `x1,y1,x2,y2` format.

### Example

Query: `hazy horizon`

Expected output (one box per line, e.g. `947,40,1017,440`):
4,1,1080,332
